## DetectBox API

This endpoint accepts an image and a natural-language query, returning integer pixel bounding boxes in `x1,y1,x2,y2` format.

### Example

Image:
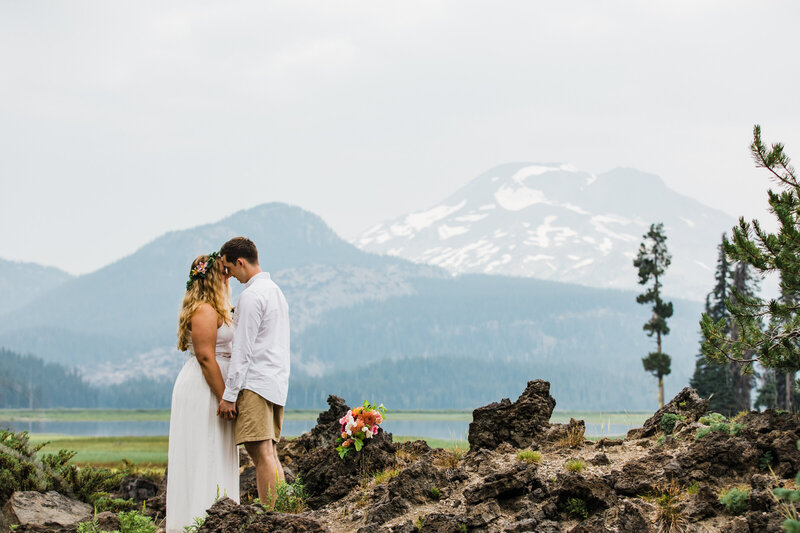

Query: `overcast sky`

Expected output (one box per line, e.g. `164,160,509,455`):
1,1,798,275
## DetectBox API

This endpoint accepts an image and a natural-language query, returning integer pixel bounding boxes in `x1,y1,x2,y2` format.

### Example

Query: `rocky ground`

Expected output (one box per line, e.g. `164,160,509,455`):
2,381,799,532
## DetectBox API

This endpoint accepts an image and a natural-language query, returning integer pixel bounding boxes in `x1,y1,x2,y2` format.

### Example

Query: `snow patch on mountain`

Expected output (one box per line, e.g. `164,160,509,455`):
355,163,735,300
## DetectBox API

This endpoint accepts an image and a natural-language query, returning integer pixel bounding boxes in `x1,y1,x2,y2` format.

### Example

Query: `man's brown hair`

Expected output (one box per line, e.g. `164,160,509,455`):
220,237,259,265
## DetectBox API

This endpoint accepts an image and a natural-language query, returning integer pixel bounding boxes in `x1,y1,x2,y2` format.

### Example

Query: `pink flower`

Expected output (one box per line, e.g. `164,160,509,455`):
371,425,379,435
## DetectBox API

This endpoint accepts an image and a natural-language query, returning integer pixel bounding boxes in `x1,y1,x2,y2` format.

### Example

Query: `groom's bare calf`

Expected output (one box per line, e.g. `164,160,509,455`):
244,439,285,507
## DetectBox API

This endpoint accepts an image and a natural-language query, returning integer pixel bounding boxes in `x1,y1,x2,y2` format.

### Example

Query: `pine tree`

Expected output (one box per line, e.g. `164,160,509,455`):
690,234,737,415
700,125,800,398
634,222,674,407
729,261,759,412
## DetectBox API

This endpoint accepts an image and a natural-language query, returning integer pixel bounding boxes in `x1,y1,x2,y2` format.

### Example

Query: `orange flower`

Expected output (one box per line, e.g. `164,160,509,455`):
353,407,362,416
355,421,365,433
341,432,348,439
343,439,352,447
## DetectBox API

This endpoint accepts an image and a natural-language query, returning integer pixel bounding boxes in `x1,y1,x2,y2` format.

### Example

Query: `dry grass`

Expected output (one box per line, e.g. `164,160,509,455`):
641,481,686,533
372,467,400,485
557,424,585,449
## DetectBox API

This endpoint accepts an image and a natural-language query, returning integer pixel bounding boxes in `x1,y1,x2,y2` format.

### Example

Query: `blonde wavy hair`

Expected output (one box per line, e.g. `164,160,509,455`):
177,254,232,351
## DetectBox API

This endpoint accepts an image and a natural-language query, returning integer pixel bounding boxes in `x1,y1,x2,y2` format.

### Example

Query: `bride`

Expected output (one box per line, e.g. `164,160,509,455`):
166,252,239,532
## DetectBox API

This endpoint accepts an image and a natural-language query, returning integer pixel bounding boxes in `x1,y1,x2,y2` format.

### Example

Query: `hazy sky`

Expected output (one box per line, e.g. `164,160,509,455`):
2,1,799,275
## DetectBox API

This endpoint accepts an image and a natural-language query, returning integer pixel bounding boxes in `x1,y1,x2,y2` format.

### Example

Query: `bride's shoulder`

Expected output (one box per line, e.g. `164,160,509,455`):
191,303,217,323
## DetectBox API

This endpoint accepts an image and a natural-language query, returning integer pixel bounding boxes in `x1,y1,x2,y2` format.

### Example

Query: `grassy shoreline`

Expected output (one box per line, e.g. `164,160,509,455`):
1,408,650,424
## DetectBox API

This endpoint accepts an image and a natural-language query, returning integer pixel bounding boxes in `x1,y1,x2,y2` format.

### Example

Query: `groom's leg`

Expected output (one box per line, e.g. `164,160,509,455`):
244,439,279,507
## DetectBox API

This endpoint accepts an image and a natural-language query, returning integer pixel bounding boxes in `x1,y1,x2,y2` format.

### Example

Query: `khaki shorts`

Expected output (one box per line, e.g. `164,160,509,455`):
234,389,284,445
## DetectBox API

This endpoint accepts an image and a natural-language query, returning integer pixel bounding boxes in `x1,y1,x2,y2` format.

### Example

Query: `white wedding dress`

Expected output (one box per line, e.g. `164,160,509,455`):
166,323,239,533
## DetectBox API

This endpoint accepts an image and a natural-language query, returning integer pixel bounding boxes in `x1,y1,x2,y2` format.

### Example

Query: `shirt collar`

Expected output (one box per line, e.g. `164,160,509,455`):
245,271,270,288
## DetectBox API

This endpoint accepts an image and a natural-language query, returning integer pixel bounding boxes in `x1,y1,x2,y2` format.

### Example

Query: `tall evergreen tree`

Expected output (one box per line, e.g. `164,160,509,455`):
701,125,800,400
690,234,737,415
729,261,759,412
634,222,674,407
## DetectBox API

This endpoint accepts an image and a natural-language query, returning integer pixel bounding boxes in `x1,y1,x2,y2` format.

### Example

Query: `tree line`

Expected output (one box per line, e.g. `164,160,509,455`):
637,125,799,413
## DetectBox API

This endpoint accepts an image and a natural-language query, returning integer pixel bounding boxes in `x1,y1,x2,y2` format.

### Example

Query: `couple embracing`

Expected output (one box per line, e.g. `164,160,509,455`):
165,237,290,533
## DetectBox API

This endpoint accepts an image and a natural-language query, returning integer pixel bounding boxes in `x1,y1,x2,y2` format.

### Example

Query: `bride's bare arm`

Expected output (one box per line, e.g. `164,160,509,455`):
190,304,226,401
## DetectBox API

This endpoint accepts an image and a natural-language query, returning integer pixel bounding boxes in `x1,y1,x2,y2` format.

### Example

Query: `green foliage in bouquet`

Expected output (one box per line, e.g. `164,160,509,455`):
336,401,388,459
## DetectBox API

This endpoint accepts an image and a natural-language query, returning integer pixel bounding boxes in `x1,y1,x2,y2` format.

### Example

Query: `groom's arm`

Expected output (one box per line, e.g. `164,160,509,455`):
222,290,262,404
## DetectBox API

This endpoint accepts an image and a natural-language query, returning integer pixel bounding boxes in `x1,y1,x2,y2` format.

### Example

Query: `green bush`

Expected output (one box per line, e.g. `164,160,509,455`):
565,497,588,519
659,413,685,434
719,488,749,514
271,477,309,514
0,428,129,510
516,449,542,464
430,487,441,500
699,413,726,425
78,509,156,533
773,440,800,532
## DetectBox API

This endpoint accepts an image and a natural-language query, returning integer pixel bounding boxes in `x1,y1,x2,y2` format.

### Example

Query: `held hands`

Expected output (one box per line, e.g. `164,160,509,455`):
217,399,237,420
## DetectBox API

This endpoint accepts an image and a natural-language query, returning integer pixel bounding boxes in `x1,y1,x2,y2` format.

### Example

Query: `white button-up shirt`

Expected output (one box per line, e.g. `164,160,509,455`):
222,272,291,406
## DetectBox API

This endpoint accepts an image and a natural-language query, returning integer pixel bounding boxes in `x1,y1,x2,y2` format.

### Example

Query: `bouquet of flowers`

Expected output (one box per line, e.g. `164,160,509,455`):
336,401,387,459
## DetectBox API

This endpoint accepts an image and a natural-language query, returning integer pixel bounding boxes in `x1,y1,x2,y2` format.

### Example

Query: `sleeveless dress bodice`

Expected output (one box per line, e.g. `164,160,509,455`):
188,322,233,358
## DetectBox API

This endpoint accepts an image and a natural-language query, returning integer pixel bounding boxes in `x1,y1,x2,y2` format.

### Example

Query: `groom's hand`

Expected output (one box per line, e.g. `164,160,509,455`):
218,399,237,420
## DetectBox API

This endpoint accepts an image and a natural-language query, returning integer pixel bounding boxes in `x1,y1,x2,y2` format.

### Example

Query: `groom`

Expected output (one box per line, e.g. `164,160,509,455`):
217,237,290,507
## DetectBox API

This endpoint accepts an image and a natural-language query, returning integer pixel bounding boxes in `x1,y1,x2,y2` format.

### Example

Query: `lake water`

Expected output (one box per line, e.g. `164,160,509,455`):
0,419,635,439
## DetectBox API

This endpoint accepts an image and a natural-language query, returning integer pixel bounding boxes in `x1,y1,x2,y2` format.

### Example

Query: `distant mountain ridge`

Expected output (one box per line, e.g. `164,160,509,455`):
355,164,734,300
0,258,74,315
0,202,704,410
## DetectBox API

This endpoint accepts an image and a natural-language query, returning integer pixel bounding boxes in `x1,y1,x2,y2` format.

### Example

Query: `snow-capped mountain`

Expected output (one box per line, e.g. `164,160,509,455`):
355,163,735,300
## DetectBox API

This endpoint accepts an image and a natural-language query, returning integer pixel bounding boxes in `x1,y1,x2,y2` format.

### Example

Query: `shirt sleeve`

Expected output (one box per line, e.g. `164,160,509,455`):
222,290,262,402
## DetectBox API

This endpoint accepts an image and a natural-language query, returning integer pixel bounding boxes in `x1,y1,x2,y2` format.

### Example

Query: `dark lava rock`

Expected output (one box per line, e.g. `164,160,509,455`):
278,395,350,467
468,379,557,450
197,497,326,532
297,427,397,510
615,499,655,533
682,485,720,520
677,432,761,479
626,387,709,439
553,473,617,515
739,409,800,478
464,462,540,504
612,452,671,496
117,476,159,502
365,456,465,526
589,453,610,466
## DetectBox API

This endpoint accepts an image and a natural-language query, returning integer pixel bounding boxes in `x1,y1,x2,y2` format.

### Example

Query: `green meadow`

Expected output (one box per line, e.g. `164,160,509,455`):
7,408,649,467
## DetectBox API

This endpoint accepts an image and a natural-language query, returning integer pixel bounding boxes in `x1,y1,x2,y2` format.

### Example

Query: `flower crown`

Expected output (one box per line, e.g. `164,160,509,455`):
186,251,220,290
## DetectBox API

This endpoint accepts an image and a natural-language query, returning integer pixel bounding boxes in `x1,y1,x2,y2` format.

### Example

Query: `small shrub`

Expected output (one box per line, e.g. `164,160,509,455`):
657,435,666,447
458,525,468,533
430,487,441,500
77,519,102,533
183,515,205,532
699,412,726,425
272,477,309,514
90,493,137,513
565,497,588,519
695,427,712,440
759,451,774,471
565,459,585,473
660,413,685,434
372,468,400,484
771,439,800,531
415,515,424,531
730,422,744,436
686,482,699,495
558,424,585,448
719,487,749,515
110,509,157,533
516,449,542,464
